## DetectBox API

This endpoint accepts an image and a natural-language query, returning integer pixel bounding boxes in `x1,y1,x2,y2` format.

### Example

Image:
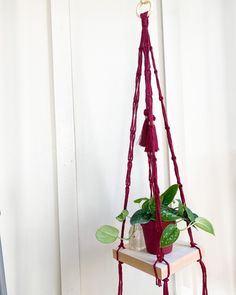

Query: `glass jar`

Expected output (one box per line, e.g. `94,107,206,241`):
128,224,145,251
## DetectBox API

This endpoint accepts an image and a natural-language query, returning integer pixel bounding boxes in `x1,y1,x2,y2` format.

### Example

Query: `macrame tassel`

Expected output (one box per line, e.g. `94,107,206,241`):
117,261,123,295
198,259,208,295
145,124,159,152
139,111,159,152
139,117,149,147
163,278,169,295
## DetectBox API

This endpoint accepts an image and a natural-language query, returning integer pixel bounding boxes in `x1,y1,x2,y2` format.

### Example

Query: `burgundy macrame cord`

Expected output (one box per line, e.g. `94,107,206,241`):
116,12,208,295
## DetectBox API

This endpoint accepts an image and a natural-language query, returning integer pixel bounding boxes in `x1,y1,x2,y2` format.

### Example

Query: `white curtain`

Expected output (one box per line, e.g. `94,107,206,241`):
0,1,61,294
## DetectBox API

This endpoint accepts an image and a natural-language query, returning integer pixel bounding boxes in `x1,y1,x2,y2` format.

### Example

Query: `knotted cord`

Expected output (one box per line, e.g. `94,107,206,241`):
116,11,208,295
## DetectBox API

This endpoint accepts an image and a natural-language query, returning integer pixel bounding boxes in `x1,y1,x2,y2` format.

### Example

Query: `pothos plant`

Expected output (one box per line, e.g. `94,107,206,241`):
96,184,215,248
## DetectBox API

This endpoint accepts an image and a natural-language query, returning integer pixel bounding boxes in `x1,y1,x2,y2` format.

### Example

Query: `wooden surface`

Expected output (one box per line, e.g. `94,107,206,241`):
113,241,204,280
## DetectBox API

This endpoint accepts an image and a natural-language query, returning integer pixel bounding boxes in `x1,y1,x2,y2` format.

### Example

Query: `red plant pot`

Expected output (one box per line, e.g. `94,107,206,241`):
141,221,174,255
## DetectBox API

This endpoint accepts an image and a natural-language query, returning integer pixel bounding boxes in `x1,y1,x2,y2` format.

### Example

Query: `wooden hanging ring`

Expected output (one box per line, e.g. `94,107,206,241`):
136,0,152,17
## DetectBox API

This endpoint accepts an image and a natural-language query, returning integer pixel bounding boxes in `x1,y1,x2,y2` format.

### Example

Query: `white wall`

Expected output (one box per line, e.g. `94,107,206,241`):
0,1,61,294
1,1,236,295
162,1,236,294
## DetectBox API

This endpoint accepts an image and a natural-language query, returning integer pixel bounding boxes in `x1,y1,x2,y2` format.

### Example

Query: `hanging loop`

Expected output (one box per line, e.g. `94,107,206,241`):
136,0,152,17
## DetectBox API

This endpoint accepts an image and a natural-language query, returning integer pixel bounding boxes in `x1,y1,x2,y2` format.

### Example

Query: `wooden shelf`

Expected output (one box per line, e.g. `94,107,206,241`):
113,241,204,280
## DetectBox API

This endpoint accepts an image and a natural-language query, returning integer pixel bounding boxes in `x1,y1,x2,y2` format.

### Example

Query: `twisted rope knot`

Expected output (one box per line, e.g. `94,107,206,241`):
116,243,125,260
144,109,156,121
190,241,197,248
163,278,169,283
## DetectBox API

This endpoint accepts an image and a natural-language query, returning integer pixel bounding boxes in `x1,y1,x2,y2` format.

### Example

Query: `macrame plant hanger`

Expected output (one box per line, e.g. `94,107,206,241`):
115,4,208,295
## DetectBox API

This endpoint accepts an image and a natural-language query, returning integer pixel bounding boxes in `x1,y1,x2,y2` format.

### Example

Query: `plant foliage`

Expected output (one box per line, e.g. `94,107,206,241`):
95,184,215,247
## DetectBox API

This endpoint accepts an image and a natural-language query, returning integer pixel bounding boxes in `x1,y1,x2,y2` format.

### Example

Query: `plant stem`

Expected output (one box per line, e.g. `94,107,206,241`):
178,222,194,232
119,225,136,241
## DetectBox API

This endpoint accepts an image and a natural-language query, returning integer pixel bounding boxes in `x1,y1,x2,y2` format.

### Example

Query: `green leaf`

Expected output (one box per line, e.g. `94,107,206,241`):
185,207,198,223
142,200,149,211
148,198,156,214
116,209,129,222
193,212,198,220
150,214,156,221
176,199,185,217
161,207,180,221
160,224,180,248
134,197,149,204
130,209,151,225
161,184,179,206
194,217,215,235
96,225,119,244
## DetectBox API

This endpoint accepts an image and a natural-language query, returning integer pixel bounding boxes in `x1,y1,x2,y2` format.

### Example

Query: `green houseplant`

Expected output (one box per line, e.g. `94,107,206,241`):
96,184,214,254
